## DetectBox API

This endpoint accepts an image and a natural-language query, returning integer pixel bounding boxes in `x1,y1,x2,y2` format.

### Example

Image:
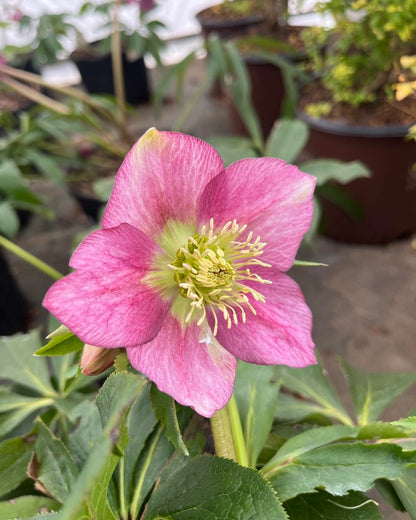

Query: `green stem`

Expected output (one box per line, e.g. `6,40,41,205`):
119,456,128,520
130,425,163,519
210,394,248,466
0,235,63,281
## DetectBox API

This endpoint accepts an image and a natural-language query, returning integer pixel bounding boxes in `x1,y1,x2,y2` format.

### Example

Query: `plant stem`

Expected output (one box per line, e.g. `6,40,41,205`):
210,394,248,466
119,457,128,520
111,1,127,136
0,235,63,281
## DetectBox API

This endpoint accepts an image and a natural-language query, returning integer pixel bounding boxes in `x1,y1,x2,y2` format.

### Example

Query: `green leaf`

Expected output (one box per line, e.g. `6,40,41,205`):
68,401,102,469
143,455,288,520
35,333,84,357
234,363,280,467
263,425,360,472
0,401,51,437
275,359,352,425
205,136,257,167
274,392,334,424
150,384,189,456
284,489,383,520
393,467,416,519
375,479,406,512
299,159,370,186
0,495,60,520
317,183,363,220
341,360,416,425
0,201,19,238
92,177,114,202
57,372,146,520
0,437,34,498
267,442,416,501
34,419,79,502
24,149,64,183
0,330,57,397
265,119,309,163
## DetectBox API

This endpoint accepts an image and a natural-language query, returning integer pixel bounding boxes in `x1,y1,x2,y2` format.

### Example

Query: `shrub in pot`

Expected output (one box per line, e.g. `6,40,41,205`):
298,0,416,243
73,0,165,105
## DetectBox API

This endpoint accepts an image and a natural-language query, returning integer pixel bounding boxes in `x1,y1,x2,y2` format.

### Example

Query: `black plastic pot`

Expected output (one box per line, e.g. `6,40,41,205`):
74,52,150,105
0,248,28,335
299,110,416,244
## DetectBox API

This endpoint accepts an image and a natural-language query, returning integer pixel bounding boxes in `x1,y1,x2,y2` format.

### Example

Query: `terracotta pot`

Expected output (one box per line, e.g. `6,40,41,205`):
299,111,416,244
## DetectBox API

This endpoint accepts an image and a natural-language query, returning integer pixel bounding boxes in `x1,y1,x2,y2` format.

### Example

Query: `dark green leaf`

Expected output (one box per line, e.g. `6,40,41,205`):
35,419,79,502
0,202,19,237
285,489,383,520
150,384,189,455
265,119,309,163
234,363,280,467
375,479,406,512
267,442,416,501
24,149,64,183
0,437,34,498
393,467,416,518
143,455,288,520
341,361,416,425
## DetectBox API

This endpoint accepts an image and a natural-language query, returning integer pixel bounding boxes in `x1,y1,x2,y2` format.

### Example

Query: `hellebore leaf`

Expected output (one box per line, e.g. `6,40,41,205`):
0,436,34,498
36,332,84,357
234,362,280,467
0,495,60,520
143,455,288,520
267,442,416,501
0,330,57,397
265,119,309,163
341,360,416,425
299,159,370,186
150,384,189,455
393,467,416,519
284,489,383,520
205,136,257,167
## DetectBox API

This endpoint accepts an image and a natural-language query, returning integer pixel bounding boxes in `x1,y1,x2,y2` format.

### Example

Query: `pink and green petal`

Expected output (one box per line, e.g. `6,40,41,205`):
126,315,237,417
102,128,224,239
43,224,171,347
212,268,316,368
198,158,315,271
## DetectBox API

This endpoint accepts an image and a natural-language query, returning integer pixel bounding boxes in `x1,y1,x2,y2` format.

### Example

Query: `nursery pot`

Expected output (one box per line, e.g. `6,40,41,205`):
196,8,265,41
73,52,150,105
299,111,416,244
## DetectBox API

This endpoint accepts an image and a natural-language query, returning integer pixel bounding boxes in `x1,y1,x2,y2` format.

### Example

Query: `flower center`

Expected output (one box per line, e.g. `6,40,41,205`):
169,219,271,334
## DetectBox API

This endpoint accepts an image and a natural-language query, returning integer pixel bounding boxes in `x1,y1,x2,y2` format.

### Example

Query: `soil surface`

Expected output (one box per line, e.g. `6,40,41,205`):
299,82,416,127
197,1,265,22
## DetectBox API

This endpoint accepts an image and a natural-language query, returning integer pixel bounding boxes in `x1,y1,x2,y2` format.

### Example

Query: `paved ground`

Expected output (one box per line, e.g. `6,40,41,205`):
3,60,416,519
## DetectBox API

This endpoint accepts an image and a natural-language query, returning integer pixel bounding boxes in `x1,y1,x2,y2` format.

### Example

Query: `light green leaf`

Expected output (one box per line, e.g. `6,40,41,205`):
0,495,60,520
341,360,416,425
205,136,257,167
0,160,42,207
0,436,34,498
393,467,416,519
35,333,84,357
150,384,189,456
265,119,309,163
0,400,52,437
284,489,383,520
300,159,370,186
92,177,114,202
267,442,416,501
0,201,19,238
35,419,79,502
0,330,57,397
143,455,288,520
234,363,280,467
274,392,334,424
275,360,352,425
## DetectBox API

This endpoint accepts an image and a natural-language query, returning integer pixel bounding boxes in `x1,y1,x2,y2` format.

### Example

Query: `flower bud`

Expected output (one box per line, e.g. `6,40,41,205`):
80,344,123,375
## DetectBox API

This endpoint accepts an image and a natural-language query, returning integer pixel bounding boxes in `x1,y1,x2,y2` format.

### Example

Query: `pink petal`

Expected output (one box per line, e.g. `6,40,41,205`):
43,224,170,347
198,158,316,271
127,314,237,417
212,268,316,367
102,128,224,238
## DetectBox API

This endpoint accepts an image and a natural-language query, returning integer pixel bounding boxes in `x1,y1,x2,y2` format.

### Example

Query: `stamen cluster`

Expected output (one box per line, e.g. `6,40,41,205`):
169,219,271,334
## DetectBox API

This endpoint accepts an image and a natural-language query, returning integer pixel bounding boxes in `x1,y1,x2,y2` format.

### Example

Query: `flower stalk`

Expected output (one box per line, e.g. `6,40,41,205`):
210,395,248,466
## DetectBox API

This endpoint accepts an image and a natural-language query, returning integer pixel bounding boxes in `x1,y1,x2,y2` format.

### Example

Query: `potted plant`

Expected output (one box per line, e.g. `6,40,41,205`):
72,0,165,105
297,0,416,243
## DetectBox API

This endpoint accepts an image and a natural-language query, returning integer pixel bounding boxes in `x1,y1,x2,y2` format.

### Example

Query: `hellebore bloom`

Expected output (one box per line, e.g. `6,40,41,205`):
80,344,123,375
44,129,316,417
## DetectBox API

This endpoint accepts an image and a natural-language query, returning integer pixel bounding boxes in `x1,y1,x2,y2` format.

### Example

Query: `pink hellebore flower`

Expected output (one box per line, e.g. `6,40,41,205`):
44,129,316,417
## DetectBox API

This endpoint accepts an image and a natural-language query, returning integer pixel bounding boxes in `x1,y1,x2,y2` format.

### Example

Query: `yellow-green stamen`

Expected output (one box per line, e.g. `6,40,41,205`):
168,219,271,334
